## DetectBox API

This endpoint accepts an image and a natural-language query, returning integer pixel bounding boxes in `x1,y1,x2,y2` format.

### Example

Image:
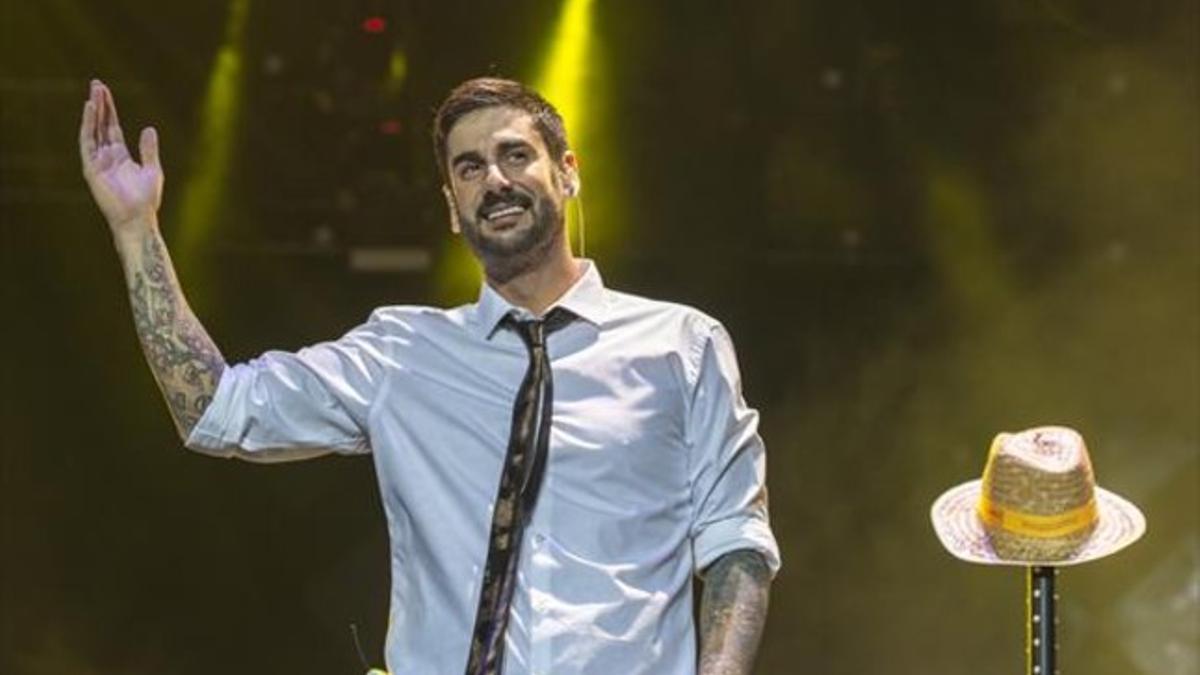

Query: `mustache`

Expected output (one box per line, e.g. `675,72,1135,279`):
477,189,534,219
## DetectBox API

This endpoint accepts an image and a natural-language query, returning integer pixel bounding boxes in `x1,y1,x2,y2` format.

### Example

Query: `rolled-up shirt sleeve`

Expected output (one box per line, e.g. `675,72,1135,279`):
185,312,392,462
686,320,781,577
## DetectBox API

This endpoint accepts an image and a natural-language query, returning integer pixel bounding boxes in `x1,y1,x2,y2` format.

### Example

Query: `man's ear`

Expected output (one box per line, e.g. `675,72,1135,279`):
442,184,461,234
560,151,580,198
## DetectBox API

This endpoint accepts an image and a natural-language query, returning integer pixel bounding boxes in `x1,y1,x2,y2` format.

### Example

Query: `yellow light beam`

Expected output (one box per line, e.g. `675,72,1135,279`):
533,0,594,146
173,0,250,285
922,161,1013,316
535,0,597,259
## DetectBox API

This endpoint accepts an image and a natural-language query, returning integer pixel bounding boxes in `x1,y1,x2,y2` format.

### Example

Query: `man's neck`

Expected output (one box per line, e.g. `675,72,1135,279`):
488,250,583,317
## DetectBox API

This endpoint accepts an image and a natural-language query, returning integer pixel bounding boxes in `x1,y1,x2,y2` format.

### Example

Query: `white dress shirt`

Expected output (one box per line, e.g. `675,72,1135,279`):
186,261,780,675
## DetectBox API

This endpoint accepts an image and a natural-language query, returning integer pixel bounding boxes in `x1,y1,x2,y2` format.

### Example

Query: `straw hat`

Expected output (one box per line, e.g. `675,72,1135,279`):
931,426,1145,566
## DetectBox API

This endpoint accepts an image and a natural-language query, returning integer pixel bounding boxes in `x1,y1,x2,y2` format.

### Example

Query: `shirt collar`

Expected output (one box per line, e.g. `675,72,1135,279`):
470,259,608,340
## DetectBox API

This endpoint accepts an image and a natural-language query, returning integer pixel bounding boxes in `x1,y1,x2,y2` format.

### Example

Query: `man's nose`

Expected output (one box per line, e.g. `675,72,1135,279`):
484,163,511,190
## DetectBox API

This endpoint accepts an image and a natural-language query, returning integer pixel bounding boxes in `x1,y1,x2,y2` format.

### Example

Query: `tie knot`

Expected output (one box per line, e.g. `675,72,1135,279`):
506,307,573,350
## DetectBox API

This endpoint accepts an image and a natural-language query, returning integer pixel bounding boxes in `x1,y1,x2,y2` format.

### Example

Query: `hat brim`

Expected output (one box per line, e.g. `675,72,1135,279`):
930,479,1146,567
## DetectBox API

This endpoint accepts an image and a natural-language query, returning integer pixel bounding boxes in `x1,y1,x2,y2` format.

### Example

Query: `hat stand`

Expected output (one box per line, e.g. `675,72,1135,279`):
1026,566,1058,675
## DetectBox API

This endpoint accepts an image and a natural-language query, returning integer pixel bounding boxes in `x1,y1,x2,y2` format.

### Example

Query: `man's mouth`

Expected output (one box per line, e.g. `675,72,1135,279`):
478,192,534,224
483,205,527,222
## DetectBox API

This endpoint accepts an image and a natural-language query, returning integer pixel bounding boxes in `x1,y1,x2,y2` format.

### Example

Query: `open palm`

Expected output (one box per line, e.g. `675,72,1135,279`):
79,80,164,231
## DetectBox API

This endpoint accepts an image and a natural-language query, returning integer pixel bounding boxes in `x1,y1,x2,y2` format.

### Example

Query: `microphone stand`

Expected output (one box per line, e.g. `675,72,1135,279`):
1026,566,1058,675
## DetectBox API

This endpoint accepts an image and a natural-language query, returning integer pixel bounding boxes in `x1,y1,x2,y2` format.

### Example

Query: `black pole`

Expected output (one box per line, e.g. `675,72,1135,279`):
1026,566,1058,675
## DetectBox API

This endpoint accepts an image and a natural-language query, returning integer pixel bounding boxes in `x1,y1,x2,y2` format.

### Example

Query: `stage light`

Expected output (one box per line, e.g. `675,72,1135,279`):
174,0,250,290
362,16,387,34
385,48,408,95
533,0,593,134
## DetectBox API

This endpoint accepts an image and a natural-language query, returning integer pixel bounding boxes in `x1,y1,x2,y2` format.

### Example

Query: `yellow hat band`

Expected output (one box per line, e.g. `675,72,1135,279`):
977,495,1097,539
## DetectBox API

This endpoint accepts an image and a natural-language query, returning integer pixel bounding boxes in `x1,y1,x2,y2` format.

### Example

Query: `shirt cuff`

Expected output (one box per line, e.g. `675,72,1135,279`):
692,516,782,578
184,363,240,458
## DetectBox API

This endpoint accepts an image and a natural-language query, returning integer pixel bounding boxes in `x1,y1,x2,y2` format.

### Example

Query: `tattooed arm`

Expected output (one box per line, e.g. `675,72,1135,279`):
80,79,225,440
118,228,225,438
697,549,772,675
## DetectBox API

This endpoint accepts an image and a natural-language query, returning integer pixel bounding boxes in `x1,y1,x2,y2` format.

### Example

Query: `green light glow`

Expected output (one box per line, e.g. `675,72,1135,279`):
922,162,1012,315
386,48,408,95
173,0,250,282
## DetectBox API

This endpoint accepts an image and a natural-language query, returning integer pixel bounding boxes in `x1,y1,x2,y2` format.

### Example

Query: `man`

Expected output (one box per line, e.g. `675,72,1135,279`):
79,76,779,675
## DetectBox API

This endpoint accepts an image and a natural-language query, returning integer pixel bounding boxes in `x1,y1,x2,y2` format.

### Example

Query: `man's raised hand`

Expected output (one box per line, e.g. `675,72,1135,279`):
79,79,163,235
78,79,226,439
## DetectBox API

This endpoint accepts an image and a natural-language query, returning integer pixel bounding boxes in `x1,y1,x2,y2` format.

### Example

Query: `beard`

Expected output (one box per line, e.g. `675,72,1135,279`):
458,187,565,284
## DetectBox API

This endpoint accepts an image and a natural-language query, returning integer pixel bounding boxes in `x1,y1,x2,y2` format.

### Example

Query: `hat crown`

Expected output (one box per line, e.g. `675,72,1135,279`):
977,426,1101,561
999,426,1087,471
983,426,1096,515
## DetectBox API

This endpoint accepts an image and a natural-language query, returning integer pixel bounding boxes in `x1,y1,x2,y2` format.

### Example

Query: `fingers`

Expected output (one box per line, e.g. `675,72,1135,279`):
83,79,151,176
139,126,160,170
97,81,125,146
91,80,106,146
103,83,125,145
87,79,124,147
79,99,97,169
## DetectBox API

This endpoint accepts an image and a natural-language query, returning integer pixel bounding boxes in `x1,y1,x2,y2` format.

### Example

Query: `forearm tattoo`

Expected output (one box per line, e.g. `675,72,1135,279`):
128,233,225,436
698,549,771,675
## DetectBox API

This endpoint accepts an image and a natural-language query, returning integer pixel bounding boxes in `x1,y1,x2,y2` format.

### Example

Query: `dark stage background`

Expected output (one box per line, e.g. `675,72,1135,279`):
2,1,1197,673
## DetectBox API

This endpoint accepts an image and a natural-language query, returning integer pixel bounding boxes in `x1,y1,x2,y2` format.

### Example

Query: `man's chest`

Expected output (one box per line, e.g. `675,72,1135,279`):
366,335,694,548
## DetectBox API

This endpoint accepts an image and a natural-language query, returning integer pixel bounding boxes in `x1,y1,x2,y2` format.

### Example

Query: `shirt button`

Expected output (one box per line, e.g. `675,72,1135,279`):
531,532,545,547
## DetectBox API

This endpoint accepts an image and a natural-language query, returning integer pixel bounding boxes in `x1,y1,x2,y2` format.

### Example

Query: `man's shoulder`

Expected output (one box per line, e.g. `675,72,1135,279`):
603,286,723,336
366,303,464,322
599,286,739,387
599,287,732,376
353,303,472,337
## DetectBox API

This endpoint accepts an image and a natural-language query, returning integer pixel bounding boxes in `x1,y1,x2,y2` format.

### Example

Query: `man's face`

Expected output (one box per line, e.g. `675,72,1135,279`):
443,107,573,281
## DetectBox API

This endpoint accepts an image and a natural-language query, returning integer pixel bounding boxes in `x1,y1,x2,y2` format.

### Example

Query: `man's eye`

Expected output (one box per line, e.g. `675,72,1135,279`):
459,163,482,179
505,150,529,164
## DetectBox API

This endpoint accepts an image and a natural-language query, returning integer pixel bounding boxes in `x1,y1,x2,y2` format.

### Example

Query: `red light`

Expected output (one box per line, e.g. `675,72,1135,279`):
379,119,403,135
362,16,387,34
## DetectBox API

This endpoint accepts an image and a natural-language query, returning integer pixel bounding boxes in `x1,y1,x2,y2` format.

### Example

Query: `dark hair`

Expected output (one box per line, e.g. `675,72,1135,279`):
432,77,569,181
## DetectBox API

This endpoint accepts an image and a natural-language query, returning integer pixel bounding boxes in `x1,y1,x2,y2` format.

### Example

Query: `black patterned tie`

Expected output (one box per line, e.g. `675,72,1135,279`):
464,308,573,675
